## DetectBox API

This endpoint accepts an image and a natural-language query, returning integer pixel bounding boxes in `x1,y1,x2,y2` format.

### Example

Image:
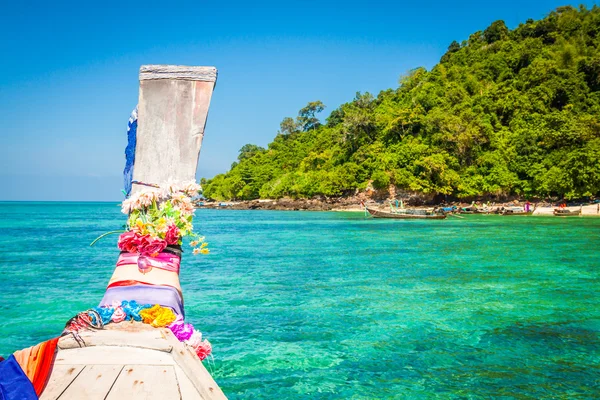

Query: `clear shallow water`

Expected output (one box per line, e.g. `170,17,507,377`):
0,202,599,399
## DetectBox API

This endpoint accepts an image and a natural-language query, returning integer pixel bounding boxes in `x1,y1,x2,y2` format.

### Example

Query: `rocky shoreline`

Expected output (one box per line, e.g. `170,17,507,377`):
198,198,362,211
196,197,600,215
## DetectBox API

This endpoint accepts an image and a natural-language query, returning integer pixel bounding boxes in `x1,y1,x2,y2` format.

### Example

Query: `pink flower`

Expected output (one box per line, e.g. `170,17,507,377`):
118,231,140,253
185,330,203,348
165,224,180,245
194,340,212,361
139,235,167,257
168,316,195,341
185,330,212,360
112,306,126,323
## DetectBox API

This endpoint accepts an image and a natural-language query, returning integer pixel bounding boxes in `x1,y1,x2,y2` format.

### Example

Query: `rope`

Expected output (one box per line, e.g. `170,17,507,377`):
131,180,161,188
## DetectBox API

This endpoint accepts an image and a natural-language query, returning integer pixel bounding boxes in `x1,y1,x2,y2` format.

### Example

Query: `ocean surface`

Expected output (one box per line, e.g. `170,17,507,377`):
0,202,599,398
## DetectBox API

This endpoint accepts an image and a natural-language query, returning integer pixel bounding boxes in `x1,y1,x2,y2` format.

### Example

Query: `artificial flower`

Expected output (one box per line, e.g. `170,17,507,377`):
112,306,126,323
111,181,208,257
165,224,180,245
118,231,140,253
140,304,176,327
185,330,212,360
185,330,203,348
168,316,195,341
194,339,212,361
193,248,201,255
137,235,167,257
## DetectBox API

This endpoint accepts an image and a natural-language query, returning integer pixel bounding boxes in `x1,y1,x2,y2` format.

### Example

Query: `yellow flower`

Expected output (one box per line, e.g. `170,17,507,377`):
200,248,210,255
134,219,147,235
140,304,176,328
200,242,208,248
155,217,167,233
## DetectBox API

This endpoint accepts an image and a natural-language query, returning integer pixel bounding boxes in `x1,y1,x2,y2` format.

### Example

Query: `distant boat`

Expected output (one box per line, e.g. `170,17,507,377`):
501,205,535,216
553,208,581,217
366,207,446,220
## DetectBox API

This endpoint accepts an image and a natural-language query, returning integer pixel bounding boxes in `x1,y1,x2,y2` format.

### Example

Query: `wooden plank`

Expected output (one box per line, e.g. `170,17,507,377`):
163,330,227,400
59,365,123,400
106,365,179,399
133,66,216,192
58,328,172,352
54,346,175,366
174,365,202,400
140,65,217,82
40,365,85,400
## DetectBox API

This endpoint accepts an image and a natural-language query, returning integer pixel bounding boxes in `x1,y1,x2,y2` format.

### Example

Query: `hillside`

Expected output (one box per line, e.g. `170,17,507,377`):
203,5,600,201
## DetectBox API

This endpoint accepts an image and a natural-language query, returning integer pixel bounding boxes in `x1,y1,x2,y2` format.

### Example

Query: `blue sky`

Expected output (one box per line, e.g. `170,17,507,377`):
0,0,595,200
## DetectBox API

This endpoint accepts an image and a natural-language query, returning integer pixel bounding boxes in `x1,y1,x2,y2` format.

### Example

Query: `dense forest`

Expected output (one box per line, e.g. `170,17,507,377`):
204,5,600,201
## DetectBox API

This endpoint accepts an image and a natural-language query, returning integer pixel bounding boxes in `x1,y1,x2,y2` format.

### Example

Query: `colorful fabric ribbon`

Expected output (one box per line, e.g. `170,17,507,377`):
0,355,38,400
11,337,59,396
116,252,181,274
100,285,184,317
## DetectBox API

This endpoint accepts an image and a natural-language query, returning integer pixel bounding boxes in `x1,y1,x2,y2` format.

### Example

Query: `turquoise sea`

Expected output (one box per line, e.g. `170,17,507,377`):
0,202,599,398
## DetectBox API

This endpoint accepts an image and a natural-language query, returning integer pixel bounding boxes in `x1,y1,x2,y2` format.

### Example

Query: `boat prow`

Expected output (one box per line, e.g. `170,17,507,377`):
42,323,225,399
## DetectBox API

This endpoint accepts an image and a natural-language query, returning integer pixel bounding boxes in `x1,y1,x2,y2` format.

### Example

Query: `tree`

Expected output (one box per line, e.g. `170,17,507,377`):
483,20,509,44
297,101,325,131
203,6,600,201
279,117,300,136
238,144,265,161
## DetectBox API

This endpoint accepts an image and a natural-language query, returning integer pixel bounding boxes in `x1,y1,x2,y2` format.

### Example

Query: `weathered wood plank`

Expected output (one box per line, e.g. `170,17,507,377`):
133,73,216,191
58,327,172,352
40,365,85,400
163,329,227,400
54,346,175,366
106,365,180,399
174,365,202,400
58,365,123,399
140,65,217,82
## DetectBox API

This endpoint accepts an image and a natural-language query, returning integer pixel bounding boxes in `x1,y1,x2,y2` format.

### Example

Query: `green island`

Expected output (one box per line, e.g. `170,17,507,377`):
203,5,600,203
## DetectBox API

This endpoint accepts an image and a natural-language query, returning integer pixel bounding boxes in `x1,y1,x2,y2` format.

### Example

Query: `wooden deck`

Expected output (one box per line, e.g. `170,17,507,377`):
41,323,226,400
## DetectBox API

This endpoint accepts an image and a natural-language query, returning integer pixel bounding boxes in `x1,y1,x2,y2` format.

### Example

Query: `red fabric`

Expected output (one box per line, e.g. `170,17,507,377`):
32,337,59,395
107,280,183,298
13,337,59,396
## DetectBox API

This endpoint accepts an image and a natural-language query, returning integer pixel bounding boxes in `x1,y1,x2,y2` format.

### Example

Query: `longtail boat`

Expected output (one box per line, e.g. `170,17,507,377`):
553,208,582,217
1,65,227,399
501,205,535,216
366,207,447,220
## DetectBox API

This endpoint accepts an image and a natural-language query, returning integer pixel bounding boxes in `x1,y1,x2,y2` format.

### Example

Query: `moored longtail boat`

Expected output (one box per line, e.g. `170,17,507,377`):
501,204,536,216
366,207,447,220
1,65,227,399
553,208,582,217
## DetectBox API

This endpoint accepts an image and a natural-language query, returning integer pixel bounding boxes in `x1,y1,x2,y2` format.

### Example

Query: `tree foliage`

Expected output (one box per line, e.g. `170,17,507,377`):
204,6,600,201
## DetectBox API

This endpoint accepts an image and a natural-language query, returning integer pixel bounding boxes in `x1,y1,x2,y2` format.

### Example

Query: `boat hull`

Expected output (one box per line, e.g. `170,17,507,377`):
553,210,581,216
501,211,533,216
366,208,447,220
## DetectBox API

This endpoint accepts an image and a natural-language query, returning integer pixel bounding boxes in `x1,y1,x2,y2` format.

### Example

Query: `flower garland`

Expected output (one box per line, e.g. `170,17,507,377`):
76,301,212,361
94,180,208,257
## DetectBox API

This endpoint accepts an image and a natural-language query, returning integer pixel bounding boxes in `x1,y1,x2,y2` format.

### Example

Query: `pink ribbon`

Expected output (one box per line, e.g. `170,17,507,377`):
116,252,180,274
